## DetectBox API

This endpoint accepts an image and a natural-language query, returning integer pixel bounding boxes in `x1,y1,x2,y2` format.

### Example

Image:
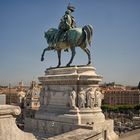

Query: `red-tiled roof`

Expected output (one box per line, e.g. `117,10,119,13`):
2,88,18,94
103,89,140,94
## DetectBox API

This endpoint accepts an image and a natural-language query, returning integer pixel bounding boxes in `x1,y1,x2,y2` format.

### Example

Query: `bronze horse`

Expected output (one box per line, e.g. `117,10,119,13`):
41,25,93,67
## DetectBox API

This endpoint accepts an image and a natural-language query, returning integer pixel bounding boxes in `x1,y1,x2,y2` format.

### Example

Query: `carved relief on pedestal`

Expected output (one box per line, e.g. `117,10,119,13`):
44,87,51,106
73,87,104,109
69,88,77,109
86,87,95,108
78,88,86,109
40,85,104,110
40,87,45,106
94,88,104,107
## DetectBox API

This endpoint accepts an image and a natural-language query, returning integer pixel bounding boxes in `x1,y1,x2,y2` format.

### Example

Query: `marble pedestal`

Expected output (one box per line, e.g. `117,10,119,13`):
36,66,103,123
25,65,118,139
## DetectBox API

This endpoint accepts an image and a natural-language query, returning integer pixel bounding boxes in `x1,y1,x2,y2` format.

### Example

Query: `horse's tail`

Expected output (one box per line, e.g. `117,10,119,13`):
82,25,93,46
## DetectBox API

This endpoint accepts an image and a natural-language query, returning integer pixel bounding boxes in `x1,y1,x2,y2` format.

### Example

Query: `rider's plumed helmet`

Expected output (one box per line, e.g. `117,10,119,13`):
67,3,75,12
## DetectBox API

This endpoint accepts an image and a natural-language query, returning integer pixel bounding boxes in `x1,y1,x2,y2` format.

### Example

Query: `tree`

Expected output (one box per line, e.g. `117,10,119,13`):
134,104,140,110
101,105,118,112
138,81,140,90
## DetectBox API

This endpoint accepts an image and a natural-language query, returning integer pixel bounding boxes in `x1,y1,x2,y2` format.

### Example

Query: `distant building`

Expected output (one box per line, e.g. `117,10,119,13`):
0,87,6,104
5,87,18,105
0,94,6,105
100,82,125,90
0,82,29,106
100,82,140,105
24,81,41,110
102,89,140,105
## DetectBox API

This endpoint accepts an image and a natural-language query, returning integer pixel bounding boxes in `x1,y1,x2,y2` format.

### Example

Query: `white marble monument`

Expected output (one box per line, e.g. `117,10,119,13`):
25,65,118,139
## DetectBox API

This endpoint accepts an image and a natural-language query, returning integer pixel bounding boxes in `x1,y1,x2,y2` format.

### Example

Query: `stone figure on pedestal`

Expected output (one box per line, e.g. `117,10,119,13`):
17,91,26,106
86,88,95,108
25,81,40,109
78,88,86,108
95,88,104,107
69,88,77,109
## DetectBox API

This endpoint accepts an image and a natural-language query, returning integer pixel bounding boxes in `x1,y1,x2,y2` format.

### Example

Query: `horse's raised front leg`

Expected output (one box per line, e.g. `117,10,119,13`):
41,48,47,61
56,50,61,68
83,48,91,65
66,47,76,67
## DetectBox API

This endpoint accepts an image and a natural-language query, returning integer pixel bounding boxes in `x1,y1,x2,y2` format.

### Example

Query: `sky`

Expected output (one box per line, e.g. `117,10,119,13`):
0,0,140,86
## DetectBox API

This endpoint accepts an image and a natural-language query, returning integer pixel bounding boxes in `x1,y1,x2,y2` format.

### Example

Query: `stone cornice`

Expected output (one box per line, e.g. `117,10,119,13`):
0,105,21,116
39,65,102,85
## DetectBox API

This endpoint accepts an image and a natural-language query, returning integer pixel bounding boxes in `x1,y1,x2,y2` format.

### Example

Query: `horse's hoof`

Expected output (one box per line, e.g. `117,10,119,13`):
64,49,69,52
56,64,60,68
41,57,44,61
87,62,91,65
66,64,70,67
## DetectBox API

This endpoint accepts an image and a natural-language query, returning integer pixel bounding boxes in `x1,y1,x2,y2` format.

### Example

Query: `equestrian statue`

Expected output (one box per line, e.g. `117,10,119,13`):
41,4,93,67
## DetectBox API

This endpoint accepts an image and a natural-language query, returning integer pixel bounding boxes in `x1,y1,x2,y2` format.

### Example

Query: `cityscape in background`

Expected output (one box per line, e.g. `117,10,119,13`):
1,81,140,107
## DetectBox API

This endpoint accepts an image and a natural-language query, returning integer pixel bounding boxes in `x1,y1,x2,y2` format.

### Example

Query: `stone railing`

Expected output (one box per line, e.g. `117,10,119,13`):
0,105,36,140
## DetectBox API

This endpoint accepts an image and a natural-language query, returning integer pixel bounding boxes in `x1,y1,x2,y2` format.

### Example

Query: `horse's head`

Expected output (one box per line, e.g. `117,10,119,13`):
44,28,58,44
44,31,47,39
44,31,51,44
